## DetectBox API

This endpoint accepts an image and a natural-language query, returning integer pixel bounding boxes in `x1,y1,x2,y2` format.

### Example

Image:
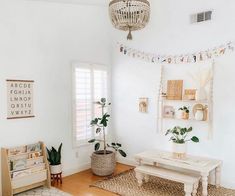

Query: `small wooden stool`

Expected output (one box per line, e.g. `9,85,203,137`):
51,172,62,185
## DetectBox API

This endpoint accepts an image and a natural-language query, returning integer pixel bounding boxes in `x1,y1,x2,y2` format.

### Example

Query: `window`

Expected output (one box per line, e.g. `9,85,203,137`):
72,63,108,146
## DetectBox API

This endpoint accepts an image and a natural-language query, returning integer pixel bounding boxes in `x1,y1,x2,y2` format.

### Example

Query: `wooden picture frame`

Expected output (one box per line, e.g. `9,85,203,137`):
6,79,35,119
139,98,148,113
183,89,196,100
163,105,175,118
166,80,183,100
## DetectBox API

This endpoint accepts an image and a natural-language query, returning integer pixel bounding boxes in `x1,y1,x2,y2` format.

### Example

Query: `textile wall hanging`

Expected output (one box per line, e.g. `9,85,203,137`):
7,79,34,119
117,41,234,64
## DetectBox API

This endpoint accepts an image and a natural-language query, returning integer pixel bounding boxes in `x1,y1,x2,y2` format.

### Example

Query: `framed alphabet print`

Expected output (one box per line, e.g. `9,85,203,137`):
7,79,35,119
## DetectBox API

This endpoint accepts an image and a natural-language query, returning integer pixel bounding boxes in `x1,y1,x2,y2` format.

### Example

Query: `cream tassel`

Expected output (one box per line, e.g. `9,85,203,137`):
127,28,133,40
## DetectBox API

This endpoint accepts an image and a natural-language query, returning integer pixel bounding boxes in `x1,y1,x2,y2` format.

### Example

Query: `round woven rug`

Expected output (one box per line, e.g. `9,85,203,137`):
16,187,72,196
91,169,235,196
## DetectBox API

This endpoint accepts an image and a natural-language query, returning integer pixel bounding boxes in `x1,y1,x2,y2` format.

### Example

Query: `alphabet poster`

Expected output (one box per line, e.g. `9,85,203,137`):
7,79,34,119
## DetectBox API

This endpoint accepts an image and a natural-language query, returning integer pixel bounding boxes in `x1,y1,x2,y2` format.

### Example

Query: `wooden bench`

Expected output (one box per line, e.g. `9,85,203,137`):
135,165,200,196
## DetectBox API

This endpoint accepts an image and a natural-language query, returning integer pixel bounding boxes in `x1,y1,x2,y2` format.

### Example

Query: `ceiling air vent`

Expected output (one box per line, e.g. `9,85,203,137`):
191,11,212,23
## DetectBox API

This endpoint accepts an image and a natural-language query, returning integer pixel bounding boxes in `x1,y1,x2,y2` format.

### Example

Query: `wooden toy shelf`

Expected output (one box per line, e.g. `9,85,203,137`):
157,64,214,139
1,141,51,196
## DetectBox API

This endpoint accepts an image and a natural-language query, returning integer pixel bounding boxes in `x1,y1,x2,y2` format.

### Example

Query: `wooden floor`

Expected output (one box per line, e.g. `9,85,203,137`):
54,163,133,196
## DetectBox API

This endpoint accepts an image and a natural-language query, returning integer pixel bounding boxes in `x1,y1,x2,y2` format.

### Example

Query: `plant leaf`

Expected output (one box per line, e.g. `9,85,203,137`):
116,143,122,147
90,118,99,126
187,127,193,132
46,148,52,163
118,149,127,157
96,128,101,134
101,98,106,103
165,129,170,136
58,143,62,155
191,136,199,143
94,101,102,105
94,143,100,151
50,149,56,165
100,113,110,127
88,139,96,143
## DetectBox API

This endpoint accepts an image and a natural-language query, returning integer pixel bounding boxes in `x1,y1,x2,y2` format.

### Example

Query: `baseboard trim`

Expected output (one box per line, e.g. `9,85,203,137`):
61,157,136,178
62,162,91,177
221,180,235,189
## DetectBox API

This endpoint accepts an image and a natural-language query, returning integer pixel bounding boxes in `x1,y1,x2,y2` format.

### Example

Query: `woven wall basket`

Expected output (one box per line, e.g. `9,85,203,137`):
91,151,116,176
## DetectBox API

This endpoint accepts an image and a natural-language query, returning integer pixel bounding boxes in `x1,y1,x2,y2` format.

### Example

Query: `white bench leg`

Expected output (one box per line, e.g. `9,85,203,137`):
201,174,209,196
215,165,221,188
184,184,193,196
144,174,150,183
192,181,199,196
135,171,144,186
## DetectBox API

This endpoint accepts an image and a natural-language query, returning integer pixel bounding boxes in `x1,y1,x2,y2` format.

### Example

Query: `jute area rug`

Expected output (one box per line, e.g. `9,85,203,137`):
91,170,235,196
15,187,72,196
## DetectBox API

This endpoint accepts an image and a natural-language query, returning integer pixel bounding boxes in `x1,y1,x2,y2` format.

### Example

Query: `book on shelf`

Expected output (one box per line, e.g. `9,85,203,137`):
12,169,31,179
7,142,41,158
12,159,27,171
10,156,44,171
26,143,41,153
11,163,46,179
8,146,27,156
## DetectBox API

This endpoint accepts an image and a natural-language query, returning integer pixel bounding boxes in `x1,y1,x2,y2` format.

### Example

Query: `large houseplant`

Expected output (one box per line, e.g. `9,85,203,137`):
88,98,126,176
165,126,199,158
46,143,62,174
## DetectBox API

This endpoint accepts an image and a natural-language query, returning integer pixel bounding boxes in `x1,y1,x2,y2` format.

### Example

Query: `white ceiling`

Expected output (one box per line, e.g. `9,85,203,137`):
30,0,108,6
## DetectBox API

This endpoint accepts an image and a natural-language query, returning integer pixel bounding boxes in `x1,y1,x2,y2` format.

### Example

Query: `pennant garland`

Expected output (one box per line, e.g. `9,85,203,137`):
117,41,235,64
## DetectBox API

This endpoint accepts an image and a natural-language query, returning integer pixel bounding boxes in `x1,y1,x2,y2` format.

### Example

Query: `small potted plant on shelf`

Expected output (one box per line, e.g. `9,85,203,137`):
165,126,199,159
178,106,190,120
46,143,62,174
88,98,127,176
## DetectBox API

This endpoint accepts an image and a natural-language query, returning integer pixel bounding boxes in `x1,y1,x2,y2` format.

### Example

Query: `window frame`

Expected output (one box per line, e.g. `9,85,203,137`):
71,62,109,148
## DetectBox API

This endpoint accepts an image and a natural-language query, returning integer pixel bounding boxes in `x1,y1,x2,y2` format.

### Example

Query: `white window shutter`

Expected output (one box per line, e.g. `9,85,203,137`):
72,63,108,147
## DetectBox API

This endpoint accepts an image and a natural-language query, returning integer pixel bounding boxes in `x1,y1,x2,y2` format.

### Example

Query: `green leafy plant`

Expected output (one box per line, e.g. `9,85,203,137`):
88,98,127,157
165,126,199,144
46,143,62,165
178,106,189,113
107,143,127,157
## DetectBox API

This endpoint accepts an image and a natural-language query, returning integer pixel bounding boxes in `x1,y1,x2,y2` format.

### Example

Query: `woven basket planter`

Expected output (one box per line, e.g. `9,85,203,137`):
91,150,116,176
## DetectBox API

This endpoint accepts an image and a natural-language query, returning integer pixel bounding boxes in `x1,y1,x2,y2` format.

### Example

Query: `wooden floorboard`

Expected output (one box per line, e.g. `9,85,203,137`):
54,163,133,196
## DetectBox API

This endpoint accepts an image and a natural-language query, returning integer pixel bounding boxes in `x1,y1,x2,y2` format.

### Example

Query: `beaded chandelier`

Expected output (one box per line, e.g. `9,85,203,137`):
109,0,150,40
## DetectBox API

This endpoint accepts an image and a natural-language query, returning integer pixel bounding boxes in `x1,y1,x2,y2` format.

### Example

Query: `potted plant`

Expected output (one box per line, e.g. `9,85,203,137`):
46,143,62,174
178,106,190,120
165,126,199,158
88,98,126,176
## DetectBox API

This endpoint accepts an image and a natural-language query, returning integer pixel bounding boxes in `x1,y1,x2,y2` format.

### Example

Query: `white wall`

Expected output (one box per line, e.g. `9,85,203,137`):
0,0,110,185
111,0,235,189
